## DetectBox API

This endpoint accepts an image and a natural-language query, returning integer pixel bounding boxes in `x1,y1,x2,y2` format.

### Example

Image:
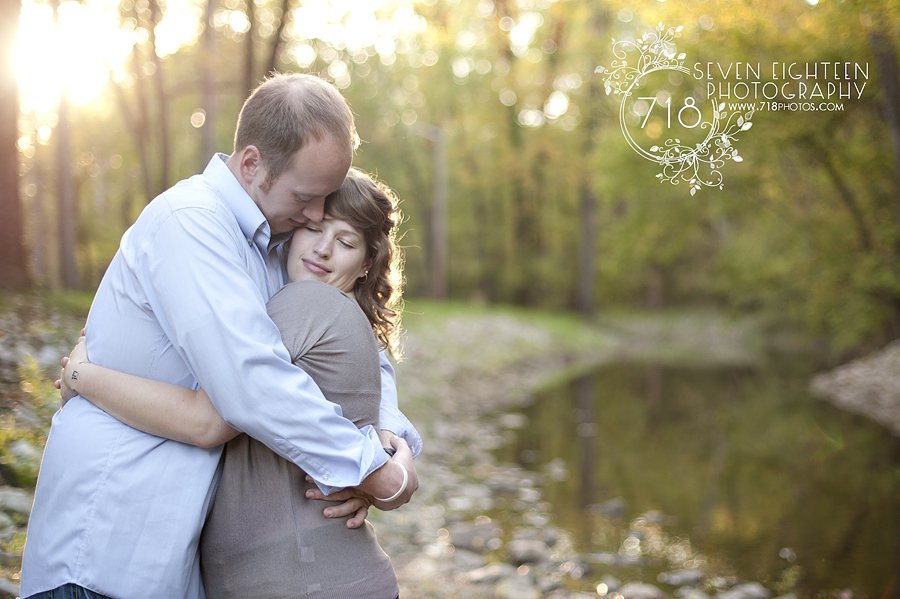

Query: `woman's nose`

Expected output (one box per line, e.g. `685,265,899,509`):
314,239,331,257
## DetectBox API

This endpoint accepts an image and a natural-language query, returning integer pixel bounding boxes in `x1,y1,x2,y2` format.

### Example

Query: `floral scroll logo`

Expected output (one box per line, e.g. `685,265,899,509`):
595,24,754,195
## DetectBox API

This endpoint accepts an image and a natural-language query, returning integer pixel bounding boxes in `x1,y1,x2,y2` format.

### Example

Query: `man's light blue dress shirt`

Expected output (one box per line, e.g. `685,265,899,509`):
21,155,421,599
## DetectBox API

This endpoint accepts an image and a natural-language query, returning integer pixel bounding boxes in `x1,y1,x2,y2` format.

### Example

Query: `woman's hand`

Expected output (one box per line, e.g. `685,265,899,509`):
56,334,88,407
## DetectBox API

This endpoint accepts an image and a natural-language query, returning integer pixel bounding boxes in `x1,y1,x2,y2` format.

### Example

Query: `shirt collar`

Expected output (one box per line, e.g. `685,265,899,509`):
203,153,271,247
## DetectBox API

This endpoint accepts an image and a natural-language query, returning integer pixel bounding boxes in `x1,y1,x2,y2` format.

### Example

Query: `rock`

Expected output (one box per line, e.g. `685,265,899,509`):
0,577,19,599
450,548,488,571
0,486,34,515
446,518,502,553
641,509,675,525
620,582,666,599
9,439,41,469
717,582,772,599
512,525,558,545
602,575,622,591
497,412,528,429
507,538,548,564
36,344,65,369
12,404,45,429
809,339,900,435
591,496,627,518
557,557,589,580
0,512,15,539
465,563,518,584
659,568,705,587
495,569,540,599
518,486,542,503
445,483,494,512
585,551,644,567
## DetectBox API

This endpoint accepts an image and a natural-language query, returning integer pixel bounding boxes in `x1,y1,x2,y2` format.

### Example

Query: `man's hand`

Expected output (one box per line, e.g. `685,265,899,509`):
304,484,374,529
305,435,420,525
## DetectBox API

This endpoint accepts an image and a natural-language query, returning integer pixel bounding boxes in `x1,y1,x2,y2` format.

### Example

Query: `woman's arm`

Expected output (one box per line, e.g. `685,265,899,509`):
62,337,238,448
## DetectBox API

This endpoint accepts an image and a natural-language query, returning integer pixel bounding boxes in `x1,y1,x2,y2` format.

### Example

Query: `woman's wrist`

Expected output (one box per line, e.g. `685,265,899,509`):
67,360,90,393
374,460,408,503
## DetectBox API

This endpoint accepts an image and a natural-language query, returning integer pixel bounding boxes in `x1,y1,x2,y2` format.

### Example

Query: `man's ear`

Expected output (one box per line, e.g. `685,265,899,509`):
237,145,262,184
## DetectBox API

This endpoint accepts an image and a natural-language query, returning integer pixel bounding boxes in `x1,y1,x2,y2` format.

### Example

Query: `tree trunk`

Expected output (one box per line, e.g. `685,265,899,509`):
265,0,293,76
112,0,154,210
200,0,218,164
806,134,873,253
148,0,170,191
243,0,257,92
575,8,608,314
576,182,598,313
868,29,900,195
53,0,78,288
56,92,79,288
429,127,448,299
868,27,900,336
0,0,29,290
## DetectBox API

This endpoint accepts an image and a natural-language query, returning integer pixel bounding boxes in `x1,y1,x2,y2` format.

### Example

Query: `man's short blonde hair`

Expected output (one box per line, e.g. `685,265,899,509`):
234,73,359,185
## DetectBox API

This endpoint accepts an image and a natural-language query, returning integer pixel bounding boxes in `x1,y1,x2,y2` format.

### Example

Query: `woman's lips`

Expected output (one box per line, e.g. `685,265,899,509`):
302,258,330,275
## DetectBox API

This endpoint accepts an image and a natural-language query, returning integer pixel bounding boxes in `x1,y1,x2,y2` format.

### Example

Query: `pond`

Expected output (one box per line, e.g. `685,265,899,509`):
494,361,899,598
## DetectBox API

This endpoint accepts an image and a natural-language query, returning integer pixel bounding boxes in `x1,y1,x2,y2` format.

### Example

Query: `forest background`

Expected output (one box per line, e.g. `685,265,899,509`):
1,0,899,357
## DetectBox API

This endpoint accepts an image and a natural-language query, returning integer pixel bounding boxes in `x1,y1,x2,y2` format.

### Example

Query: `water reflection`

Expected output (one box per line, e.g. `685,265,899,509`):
498,363,899,598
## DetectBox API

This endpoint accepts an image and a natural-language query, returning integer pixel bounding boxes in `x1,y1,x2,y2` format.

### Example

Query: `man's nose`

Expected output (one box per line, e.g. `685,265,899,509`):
301,198,325,223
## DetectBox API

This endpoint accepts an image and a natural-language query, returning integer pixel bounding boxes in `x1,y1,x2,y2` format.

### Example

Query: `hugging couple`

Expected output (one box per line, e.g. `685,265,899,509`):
21,73,422,599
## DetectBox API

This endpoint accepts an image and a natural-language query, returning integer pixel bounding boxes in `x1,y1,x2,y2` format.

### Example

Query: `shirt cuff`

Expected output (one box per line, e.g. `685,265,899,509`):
379,405,424,458
312,425,389,496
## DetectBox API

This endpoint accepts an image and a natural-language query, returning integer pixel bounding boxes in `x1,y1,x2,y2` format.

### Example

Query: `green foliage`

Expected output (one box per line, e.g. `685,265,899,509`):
39,289,94,318
0,356,58,487
16,0,900,353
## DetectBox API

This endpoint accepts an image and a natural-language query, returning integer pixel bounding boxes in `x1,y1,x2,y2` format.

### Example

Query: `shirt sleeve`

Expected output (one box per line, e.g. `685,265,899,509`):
133,203,387,493
378,350,423,457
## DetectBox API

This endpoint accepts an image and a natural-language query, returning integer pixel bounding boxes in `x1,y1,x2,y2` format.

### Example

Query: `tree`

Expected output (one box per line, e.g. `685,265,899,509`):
199,0,218,163
0,0,29,290
52,0,79,288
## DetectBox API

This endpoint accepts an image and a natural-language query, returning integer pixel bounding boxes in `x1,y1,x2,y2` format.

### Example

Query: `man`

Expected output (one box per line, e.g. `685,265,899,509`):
21,73,420,599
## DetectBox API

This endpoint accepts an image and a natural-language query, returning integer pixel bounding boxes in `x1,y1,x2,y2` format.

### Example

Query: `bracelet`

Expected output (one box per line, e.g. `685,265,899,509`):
374,460,408,503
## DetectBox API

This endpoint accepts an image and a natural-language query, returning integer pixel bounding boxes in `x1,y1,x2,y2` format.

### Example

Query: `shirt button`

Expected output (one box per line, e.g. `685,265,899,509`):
322,474,330,481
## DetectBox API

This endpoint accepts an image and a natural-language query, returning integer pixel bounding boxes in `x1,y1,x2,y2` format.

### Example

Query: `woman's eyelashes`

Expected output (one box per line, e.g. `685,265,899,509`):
303,226,357,250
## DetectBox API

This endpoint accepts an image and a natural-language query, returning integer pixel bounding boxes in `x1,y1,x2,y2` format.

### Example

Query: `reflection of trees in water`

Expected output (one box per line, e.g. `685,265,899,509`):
513,364,898,597
576,374,595,510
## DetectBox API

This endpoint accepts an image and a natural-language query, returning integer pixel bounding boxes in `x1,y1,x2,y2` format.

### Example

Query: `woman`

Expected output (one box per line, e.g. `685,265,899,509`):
60,168,409,598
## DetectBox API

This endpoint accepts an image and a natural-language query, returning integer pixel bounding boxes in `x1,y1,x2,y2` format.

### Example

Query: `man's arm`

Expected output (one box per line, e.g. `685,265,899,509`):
136,205,401,497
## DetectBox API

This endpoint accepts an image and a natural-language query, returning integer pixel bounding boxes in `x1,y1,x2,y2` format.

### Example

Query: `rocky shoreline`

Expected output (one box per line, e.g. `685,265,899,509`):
809,340,900,437
373,313,808,598
0,299,896,597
